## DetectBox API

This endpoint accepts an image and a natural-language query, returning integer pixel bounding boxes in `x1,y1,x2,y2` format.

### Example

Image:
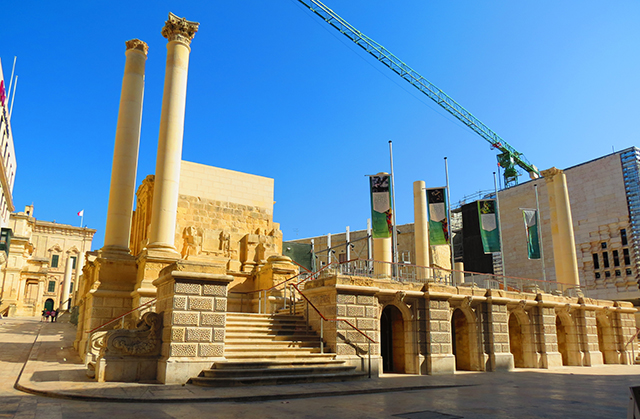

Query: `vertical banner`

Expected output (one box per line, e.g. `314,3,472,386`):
523,209,541,259
369,174,393,238
478,200,500,253
427,188,448,245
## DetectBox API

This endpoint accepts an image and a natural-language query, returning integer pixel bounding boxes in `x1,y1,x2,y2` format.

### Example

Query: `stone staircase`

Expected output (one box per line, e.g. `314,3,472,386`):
189,312,366,387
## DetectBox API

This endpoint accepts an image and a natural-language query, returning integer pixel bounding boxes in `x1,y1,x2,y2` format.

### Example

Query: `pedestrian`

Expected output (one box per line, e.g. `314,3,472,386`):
41,309,47,322
44,310,50,322
52,309,59,322
50,309,56,322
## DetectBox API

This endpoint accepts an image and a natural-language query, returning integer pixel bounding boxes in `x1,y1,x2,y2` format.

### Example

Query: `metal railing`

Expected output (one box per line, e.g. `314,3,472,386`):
83,298,157,365
334,259,587,297
625,327,640,365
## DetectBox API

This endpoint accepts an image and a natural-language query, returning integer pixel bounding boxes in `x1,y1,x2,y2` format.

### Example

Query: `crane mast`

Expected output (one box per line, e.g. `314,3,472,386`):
296,0,539,187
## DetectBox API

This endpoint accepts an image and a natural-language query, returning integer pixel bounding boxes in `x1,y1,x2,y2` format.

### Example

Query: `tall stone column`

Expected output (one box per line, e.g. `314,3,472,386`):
103,39,148,256
413,181,429,279
60,254,73,310
147,13,199,257
541,168,580,289
373,238,392,277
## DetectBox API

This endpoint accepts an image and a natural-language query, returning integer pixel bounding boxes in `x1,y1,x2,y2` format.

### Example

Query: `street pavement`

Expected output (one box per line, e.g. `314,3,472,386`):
1,315,640,418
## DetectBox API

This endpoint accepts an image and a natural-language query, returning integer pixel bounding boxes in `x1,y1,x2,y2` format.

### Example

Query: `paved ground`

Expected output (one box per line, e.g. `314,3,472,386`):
1,316,640,418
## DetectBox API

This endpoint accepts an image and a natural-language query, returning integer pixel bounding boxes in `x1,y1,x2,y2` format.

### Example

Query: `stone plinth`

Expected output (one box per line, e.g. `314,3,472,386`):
303,276,381,376
483,290,514,371
423,297,456,375
153,260,232,384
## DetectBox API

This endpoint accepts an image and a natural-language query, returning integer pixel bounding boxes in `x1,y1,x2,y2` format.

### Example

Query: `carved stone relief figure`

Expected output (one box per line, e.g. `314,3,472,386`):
219,231,231,257
181,226,200,259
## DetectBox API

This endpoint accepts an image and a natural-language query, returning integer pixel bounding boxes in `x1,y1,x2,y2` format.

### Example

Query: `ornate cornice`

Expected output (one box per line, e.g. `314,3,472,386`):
125,39,149,56
161,12,199,45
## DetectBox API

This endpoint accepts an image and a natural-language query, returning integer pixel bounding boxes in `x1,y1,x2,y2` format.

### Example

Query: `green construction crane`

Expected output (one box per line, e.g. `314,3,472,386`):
296,0,539,187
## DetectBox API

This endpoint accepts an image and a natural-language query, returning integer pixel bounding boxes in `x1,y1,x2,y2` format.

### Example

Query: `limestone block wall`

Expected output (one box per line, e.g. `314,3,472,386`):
482,300,513,371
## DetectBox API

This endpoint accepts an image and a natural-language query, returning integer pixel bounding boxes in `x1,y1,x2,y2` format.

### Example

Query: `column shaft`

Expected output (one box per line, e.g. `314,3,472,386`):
103,40,148,254
413,180,430,268
373,237,392,277
148,14,199,254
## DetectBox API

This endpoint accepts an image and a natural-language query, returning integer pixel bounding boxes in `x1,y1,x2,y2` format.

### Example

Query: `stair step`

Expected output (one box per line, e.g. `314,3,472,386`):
202,365,355,378
189,371,366,387
211,360,346,369
224,353,336,360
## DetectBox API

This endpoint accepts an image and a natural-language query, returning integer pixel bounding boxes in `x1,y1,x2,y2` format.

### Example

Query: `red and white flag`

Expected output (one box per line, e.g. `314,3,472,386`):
77,210,84,217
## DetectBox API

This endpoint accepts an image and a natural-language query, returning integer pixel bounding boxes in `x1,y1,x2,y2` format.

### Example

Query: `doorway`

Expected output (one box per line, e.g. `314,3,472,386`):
44,298,54,311
380,305,405,373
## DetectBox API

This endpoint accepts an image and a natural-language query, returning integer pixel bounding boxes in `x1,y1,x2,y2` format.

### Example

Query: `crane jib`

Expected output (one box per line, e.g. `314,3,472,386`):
297,0,539,186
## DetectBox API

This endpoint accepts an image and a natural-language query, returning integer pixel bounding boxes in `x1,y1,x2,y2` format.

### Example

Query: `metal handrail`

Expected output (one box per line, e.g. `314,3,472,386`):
624,327,640,365
290,282,375,378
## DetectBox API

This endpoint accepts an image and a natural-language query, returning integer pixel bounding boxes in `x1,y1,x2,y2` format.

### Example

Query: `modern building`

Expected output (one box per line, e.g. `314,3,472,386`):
0,205,95,316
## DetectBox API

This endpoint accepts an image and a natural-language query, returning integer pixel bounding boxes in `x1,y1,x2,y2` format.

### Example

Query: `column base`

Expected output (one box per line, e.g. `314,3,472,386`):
488,352,514,371
582,350,604,366
424,354,456,375
538,351,564,368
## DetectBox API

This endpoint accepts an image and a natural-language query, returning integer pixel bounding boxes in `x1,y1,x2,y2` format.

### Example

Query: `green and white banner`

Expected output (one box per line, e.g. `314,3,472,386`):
523,209,541,259
427,187,449,245
478,199,500,253
369,174,393,239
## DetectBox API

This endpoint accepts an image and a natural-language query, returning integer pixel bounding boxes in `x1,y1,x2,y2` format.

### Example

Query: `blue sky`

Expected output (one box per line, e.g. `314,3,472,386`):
2,1,639,249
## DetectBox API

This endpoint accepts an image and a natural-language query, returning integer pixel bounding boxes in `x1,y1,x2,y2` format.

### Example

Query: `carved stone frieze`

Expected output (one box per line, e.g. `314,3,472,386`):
161,12,199,45
101,312,162,357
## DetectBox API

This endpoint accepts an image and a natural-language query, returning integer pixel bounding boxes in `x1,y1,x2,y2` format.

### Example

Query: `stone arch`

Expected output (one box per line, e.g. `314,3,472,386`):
451,306,482,371
507,308,536,368
555,311,581,366
596,311,621,364
44,298,54,311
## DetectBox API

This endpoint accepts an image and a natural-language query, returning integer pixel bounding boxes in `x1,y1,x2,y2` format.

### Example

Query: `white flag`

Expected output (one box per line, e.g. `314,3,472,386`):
77,210,84,217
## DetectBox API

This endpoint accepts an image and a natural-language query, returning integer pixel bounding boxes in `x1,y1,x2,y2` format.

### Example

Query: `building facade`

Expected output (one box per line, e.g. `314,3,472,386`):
0,205,95,316
0,59,17,229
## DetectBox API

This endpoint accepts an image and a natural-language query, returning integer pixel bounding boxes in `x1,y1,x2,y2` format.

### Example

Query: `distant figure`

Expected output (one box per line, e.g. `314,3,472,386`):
52,309,59,322
41,309,47,322
44,310,50,322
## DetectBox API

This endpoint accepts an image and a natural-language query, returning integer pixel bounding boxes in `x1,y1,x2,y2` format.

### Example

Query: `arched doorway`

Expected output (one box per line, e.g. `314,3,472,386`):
508,313,525,368
44,298,54,311
451,308,472,371
596,315,619,364
380,305,405,373
556,316,569,365
556,314,580,366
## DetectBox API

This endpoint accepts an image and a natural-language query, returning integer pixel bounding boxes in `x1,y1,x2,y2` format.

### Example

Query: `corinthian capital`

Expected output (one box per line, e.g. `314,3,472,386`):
125,39,149,56
541,167,563,180
161,12,199,45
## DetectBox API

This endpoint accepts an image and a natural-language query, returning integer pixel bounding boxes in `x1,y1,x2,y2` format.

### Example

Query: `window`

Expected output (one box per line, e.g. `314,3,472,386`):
51,254,59,268
69,282,74,293
613,250,620,267
602,252,609,268
626,268,633,276
592,254,600,270
615,269,621,277
595,272,601,279
621,229,628,246
47,281,55,293
601,242,607,249
338,253,347,263
624,248,631,265
71,256,77,269
605,271,611,278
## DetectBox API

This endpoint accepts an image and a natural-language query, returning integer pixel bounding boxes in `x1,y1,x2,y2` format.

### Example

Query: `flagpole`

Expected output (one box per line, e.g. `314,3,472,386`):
445,157,454,282
389,141,398,276
494,172,506,282
535,184,546,281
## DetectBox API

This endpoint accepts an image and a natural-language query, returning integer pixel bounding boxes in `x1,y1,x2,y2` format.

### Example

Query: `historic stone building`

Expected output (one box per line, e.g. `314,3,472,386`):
0,205,95,316
0,58,17,230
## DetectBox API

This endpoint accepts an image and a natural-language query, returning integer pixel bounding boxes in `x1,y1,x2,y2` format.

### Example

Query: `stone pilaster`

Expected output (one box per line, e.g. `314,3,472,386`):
424,298,456,374
147,13,199,257
532,297,563,368
580,308,603,366
103,39,148,256
482,291,513,371
154,260,232,384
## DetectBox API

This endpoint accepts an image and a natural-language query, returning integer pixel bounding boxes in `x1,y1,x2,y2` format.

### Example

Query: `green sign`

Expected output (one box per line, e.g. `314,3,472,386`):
427,188,448,245
523,209,541,259
478,200,500,253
